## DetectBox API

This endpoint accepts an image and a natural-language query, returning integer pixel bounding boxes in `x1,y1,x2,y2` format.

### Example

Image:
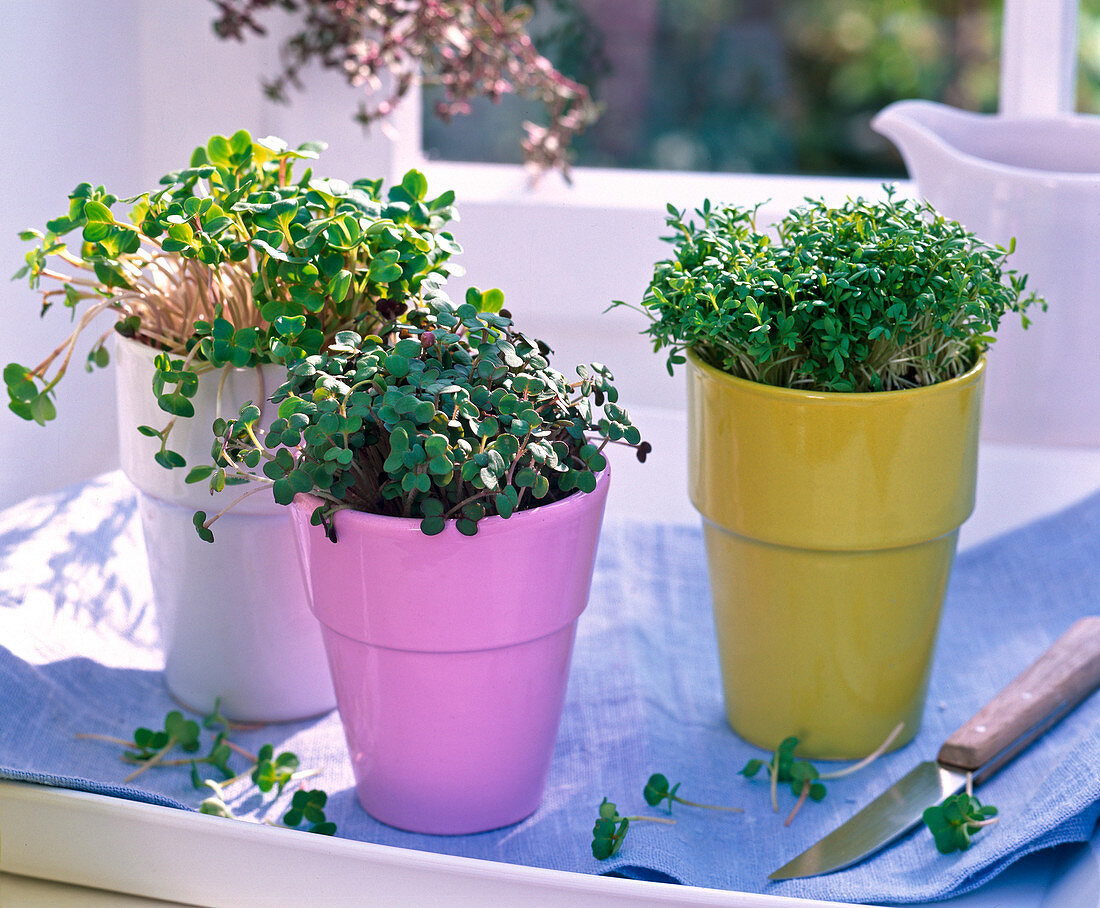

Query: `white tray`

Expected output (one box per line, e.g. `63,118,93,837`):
0,781,849,907
5,431,1100,907
4,781,1097,908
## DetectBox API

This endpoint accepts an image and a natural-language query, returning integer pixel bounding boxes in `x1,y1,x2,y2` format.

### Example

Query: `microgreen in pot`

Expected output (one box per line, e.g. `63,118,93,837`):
196,288,649,539
617,188,1043,392
7,129,461,470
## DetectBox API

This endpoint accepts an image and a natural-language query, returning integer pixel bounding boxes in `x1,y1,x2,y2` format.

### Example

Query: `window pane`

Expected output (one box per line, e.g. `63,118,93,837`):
422,0,1100,176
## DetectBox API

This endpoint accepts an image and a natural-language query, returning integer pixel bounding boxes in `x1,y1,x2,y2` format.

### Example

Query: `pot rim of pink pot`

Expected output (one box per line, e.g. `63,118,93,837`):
287,467,612,652
289,465,610,541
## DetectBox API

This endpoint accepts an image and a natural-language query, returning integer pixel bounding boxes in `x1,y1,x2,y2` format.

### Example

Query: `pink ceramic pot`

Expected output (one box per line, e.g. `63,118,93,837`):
288,469,610,834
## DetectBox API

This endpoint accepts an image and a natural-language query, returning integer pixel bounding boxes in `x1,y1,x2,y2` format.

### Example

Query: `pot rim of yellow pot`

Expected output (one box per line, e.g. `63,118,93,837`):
685,346,986,403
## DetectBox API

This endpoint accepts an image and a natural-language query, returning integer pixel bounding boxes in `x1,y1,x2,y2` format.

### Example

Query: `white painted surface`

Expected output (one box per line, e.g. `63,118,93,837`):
1000,0,1079,116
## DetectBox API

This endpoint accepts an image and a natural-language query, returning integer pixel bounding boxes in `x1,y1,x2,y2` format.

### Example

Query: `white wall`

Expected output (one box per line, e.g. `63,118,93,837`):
1,1,140,507
0,1,416,508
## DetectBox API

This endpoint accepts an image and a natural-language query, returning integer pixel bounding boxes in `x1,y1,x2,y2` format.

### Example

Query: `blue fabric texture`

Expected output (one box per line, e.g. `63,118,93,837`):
1,472,1098,904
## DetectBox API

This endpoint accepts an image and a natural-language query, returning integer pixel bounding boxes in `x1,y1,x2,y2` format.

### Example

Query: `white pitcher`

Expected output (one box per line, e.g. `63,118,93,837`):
873,99,1100,447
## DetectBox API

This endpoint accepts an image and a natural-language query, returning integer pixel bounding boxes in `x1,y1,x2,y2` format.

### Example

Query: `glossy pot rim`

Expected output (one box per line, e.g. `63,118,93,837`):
291,465,611,539
686,346,985,405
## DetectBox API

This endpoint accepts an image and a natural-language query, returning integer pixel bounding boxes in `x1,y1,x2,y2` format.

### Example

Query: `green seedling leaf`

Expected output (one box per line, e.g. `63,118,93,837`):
252,746,300,794
643,772,742,815
922,792,998,854
741,723,903,826
283,789,336,835
185,465,214,484
192,510,214,543
589,797,675,860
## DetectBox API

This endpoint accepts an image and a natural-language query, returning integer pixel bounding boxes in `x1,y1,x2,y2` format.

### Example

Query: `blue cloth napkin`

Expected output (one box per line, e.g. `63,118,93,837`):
1,472,1098,904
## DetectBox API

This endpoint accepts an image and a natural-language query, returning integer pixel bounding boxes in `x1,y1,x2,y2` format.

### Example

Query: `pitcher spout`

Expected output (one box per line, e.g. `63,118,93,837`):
871,100,979,186
875,100,1100,185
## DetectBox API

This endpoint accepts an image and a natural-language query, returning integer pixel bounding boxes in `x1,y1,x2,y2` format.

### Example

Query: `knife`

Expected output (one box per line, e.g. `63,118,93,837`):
769,615,1100,881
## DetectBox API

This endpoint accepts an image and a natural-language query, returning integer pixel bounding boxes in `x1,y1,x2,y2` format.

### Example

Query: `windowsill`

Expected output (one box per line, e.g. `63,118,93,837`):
416,158,913,214
407,160,917,413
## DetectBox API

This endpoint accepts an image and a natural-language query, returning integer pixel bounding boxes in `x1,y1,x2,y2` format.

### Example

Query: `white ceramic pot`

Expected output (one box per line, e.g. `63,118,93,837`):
114,336,335,722
113,337,283,512
137,490,335,723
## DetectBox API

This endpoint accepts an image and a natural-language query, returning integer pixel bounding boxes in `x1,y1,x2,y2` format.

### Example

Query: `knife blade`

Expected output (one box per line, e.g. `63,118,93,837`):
769,615,1100,881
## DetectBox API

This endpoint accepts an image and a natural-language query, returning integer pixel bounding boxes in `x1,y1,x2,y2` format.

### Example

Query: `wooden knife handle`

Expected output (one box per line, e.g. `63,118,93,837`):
937,616,1100,773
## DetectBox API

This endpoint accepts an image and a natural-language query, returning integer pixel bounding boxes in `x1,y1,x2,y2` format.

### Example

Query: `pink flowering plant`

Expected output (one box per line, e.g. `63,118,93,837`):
211,0,600,178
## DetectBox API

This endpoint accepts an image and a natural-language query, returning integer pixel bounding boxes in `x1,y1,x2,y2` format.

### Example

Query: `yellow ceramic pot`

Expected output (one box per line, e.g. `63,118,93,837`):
687,349,984,759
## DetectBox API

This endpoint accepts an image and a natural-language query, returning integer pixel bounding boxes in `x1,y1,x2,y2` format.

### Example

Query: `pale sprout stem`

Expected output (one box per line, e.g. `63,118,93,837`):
231,271,254,327
204,482,272,529
122,741,174,783
206,264,221,317
139,284,184,319
116,256,148,282
148,255,185,288
122,755,207,768
183,259,204,329
785,780,811,827
225,740,258,764
145,288,170,343
40,268,99,288
818,722,905,781
74,732,135,747
132,328,188,354
123,755,176,766
770,758,780,813
40,287,91,304
35,298,119,378
178,338,205,374
443,488,495,520
243,421,267,453
216,444,261,476
54,251,96,271
89,326,115,352
673,795,743,812
209,770,252,791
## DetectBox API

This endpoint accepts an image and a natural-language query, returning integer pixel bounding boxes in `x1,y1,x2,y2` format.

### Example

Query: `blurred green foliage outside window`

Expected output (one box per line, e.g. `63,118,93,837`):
423,0,1100,176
